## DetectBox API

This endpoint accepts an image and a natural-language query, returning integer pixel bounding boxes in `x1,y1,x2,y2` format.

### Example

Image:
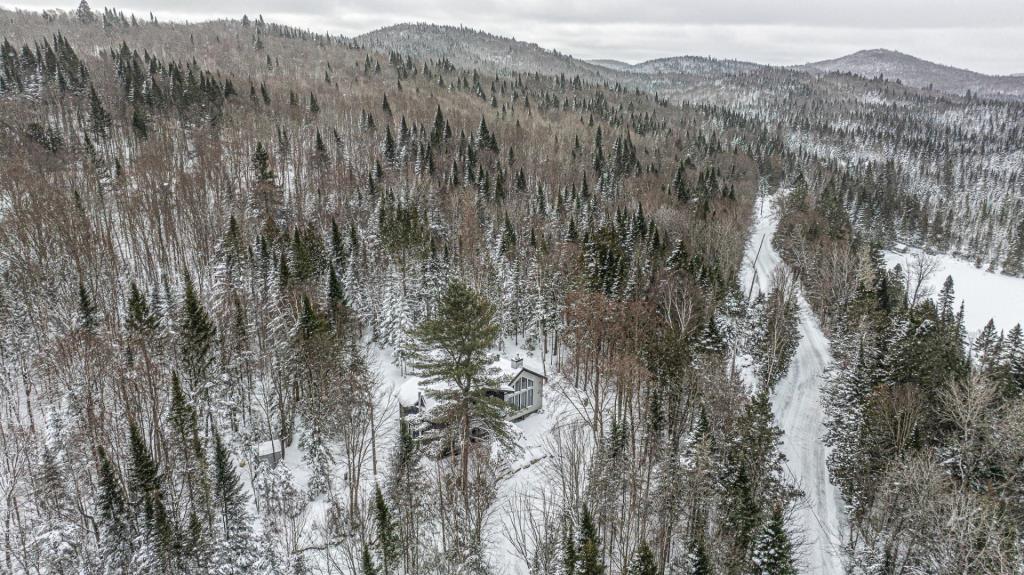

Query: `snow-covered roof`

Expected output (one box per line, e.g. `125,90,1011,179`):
489,355,546,380
397,377,424,407
256,440,282,456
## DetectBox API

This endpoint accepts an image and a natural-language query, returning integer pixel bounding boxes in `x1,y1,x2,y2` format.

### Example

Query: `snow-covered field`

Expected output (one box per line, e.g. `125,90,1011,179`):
740,195,847,575
884,247,1024,335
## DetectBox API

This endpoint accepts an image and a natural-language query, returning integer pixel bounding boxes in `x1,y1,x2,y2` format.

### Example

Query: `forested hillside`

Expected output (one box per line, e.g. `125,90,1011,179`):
3,4,1024,575
368,24,1024,275
0,4,812,575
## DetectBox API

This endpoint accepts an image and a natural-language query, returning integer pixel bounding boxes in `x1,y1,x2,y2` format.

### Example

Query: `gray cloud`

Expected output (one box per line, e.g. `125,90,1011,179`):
5,0,1023,74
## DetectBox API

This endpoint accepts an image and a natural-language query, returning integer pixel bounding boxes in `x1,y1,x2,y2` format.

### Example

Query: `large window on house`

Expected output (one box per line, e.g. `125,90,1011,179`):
508,376,535,411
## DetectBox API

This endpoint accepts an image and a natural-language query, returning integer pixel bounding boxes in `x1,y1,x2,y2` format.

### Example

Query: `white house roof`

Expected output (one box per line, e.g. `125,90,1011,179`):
397,377,423,407
489,355,546,380
256,440,282,457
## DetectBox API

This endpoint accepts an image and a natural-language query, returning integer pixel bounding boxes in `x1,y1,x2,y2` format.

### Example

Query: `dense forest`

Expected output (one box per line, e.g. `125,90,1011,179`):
0,3,1022,575
366,24,1024,275
772,171,1024,573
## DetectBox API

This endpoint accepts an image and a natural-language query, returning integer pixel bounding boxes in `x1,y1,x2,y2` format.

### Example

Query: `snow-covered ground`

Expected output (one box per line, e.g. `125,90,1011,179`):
884,247,1024,335
740,195,847,575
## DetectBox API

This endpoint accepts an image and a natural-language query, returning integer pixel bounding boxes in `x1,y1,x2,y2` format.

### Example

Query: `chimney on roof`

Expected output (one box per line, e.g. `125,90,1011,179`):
511,355,523,370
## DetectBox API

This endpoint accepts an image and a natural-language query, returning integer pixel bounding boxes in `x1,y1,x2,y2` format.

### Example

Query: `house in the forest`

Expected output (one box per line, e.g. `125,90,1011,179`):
255,439,285,468
398,354,545,438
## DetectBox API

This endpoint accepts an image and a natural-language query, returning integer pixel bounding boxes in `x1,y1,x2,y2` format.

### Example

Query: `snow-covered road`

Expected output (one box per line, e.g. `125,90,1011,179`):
740,195,847,575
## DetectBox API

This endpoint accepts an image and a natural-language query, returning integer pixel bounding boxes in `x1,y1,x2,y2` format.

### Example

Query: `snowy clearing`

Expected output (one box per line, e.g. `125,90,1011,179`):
884,247,1024,335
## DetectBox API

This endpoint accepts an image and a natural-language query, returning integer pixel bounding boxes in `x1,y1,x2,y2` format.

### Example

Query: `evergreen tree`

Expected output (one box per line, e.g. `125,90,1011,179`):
89,84,112,136
373,484,399,574
751,506,797,575
671,159,689,202
169,372,210,521
1004,324,1024,392
430,105,445,144
361,544,379,575
410,281,509,487
131,108,148,139
179,272,216,385
252,141,275,182
95,446,135,574
627,541,657,575
974,318,1001,373
562,521,578,575
748,275,801,390
210,430,257,573
382,125,397,162
77,0,94,22
314,128,329,163
937,275,956,322
128,423,177,572
575,505,605,575
592,127,604,174
1004,223,1024,276
385,418,423,574
684,534,712,575
476,116,498,152
78,281,98,332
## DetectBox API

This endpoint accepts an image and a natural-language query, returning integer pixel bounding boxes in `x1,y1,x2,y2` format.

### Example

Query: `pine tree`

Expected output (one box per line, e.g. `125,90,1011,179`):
723,464,759,567
409,281,508,487
128,423,176,572
78,281,98,332
169,372,210,521
361,544,379,575
476,116,498,152
751,505,797,575
180,272,216,383
373,484,399,574
430,105,445,144
974,318,1001,373
95,446,135,574
211,430,244,529
1003,223,1024,276
314,128,329,163
252,141,275,182
89,84,112,136
748,274,801,390
562,521,577,575
327,264,349,327
382,125,397,162
77,0,94,22
575,505,605,575
385,418,422,573
131,108,147,139
210,430,257,573
684,534,712,575
937,275,956,323
626,541,657,575
671,159,689,202
1003,324,1024,392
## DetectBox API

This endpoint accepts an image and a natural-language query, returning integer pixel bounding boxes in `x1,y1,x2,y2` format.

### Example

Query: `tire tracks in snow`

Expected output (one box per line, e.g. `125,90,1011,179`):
740,195,847,575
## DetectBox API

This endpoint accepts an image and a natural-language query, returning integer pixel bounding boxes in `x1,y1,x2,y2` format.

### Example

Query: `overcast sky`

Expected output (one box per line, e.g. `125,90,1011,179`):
5,0,1024,74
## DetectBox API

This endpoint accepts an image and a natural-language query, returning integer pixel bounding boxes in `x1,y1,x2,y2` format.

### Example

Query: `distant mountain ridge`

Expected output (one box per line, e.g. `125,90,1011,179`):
798,48,1024,99
358,23,1023,103
357,23,621,81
